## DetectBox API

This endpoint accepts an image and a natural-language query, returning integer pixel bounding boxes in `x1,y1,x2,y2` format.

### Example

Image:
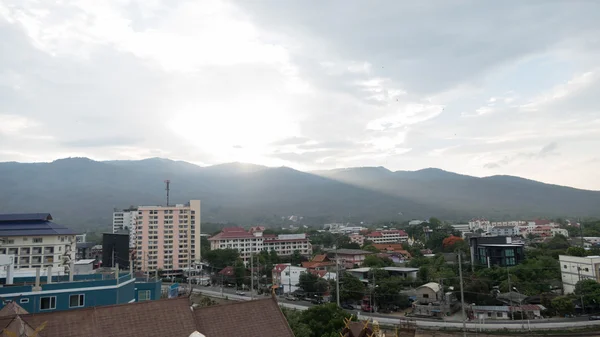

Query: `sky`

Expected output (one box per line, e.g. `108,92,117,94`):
1,1,599,190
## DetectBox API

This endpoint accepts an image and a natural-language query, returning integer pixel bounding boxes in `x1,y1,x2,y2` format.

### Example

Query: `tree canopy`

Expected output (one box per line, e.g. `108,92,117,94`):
204,249,240,269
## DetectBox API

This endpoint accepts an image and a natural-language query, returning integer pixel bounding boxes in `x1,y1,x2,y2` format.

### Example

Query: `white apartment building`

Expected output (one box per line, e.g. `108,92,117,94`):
0,213,77,277
469,218,491,232
551,228,569,237
209,228,312,261
272,264,336,294
135,200,201,272
559,255,600,294
112,208,137,248
490,226,518,237
365,229,408,244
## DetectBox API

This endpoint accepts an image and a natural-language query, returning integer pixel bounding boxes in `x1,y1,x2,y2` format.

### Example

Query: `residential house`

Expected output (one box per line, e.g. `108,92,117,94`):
347,267,418,283
471,304,544,320
348,234,365,246
559,255,600,294
412,282,458,317
0,295,294,337
532,226,553,237
469,236,525,267
271,264,305,294
325,249,373,268
301,254,335,271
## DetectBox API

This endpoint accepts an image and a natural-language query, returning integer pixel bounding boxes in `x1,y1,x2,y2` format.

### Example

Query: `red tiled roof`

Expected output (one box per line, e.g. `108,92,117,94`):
218,266,235,276
273,263,289,274
209,227,255,240
533,219,551,226
312,254,329,262
367,231,383,237
309,270,327,278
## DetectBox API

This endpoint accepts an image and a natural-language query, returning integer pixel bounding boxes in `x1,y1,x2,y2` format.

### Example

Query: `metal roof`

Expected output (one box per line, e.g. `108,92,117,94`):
0,213,52,222
472,306,511,312
0,213,77,237
417,282,442,293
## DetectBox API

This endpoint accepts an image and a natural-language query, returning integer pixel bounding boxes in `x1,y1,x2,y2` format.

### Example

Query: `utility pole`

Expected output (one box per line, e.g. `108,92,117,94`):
507,266,514,320
336,254,340,307
221,273,224,296
288,266,292,295
250,253,254,300
458,252,467,337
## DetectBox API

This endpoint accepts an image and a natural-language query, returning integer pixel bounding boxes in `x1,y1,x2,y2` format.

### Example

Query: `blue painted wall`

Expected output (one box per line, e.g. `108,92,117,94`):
134,280,162,301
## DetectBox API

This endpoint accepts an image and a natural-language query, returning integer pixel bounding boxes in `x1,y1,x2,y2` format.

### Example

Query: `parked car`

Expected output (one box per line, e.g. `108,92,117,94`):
235,291,246,296
285,296,298,301
589,315,600,320
341,303,354,310
311,298,324,305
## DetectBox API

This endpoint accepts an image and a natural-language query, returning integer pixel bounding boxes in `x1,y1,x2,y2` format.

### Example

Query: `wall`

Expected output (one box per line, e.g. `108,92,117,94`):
559,255,600,294
135,279,162,301
102,233,130,269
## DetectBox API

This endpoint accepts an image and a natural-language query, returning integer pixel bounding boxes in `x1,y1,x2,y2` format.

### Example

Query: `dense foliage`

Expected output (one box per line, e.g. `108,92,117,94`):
283,304,354,337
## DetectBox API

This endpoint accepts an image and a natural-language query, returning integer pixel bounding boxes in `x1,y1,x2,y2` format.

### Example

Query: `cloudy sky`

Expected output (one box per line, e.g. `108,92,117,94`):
1,1,599,190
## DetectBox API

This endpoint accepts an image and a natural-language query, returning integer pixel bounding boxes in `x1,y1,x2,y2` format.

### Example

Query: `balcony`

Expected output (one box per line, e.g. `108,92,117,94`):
32,247,42,255
20,248,31,255
44,247,54,255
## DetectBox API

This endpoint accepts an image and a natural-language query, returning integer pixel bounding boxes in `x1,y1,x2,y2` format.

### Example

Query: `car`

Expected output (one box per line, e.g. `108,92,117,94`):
285,296,298,301
589,315,600,320
311,298,324,305
235,291,246,296
341,303,354,310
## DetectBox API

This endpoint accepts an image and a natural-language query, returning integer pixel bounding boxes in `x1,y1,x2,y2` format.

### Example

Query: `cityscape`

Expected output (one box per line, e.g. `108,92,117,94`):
2,1,600,337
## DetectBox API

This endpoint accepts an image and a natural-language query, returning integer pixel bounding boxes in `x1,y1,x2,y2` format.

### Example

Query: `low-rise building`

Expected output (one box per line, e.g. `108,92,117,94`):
551,228,569,237
348,234,365,246
469,236,525,267
559,255,600,294
412,282,458,317
365,229,408,244
301,254,335,271
347,267,419,282
325,249,373,268
490,226,517,237
0,213,77,276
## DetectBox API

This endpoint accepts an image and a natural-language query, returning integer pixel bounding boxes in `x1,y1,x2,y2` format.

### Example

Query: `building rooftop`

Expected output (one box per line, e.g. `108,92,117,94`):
326,249,373,255
0,213,78,237
74,259,96,265
1,295,294,337
417,282,442,293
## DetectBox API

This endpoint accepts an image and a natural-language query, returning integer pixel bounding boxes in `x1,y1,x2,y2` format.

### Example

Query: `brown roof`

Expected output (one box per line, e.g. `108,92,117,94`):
4,295,294,337
0,301,29,317
312,254,329,262
194,297,294,337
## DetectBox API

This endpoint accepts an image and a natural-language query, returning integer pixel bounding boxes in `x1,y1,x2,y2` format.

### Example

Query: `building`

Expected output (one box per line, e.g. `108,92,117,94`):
469,236,525,267
209,227,312,262
135,200,201,272
531,225,553,237
0,213,77,276
469,218,491,232
551,228,569,237
301,254,335,271
325,249,373,268
365,229,408,244
412,282,458,317
490,226,517,237
112,208,138,248
471,304,544,320
347,267,418,282
408,220,426,226
0,294,294,337
272,264,337,294
102,233,130,269
348,234,365,246
559,255,600,294
0,265,161,314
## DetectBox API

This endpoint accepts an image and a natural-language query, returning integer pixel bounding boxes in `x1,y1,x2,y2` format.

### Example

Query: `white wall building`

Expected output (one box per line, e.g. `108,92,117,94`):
551,228,569,237
365,230,408,244
490,226,518,237
0,213,77,276
113,208,137,248
559,255,600,294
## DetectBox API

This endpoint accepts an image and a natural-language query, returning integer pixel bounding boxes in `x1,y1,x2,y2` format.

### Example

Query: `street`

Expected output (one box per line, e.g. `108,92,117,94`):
168,284,599,331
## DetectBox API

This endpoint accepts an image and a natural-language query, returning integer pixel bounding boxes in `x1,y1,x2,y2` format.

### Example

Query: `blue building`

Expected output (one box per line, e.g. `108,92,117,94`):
0,271,161,313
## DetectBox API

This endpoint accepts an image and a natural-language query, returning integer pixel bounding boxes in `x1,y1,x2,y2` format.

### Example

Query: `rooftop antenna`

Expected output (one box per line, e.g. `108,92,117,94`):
164,179,171,206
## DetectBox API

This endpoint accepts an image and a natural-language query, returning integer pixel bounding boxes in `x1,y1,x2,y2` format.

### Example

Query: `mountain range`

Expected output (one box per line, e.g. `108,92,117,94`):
0,157,599,231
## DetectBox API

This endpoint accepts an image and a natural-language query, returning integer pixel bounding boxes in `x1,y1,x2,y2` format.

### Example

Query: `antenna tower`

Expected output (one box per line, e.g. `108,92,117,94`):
164,179,171,206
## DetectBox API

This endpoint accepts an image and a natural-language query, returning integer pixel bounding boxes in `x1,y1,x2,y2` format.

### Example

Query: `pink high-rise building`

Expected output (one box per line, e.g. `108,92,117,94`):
135,200,201,272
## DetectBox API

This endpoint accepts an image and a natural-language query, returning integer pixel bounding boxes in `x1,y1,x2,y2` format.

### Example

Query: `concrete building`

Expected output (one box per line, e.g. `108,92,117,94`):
365,229,408,244
490,226,518,237
325,249,373,268
135,200,201,272
408,220,426,226
349,234,365,246
559,255,600,294
209,228,312,262
0,213,77,276
412,282,458,317
469,236,525,267
347,267,418,283
112,208,138,248
551,228,569,237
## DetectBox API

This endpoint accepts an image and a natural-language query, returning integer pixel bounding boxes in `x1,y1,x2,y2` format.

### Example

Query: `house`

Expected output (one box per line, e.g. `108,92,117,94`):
469,236,525,267
471,304,545,320
301,254,335,271
325,249,373,268
347,267,419,283
412,282,458,317
0,295,294,337
271,264,305,294
559,255,600,294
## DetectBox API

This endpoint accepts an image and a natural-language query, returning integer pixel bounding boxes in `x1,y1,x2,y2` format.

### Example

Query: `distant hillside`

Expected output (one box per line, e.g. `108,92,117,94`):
0,158,599,231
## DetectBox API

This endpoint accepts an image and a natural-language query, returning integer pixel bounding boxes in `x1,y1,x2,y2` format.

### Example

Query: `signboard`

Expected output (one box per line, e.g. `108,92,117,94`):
168,283,179,298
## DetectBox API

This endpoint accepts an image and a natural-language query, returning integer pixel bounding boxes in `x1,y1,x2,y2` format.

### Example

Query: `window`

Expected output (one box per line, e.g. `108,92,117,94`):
69,294,85,308
138,290,151,301
497,312,503,318
40,296,56,310
422,294,429,299
33,238,43,243
20,298,29,304
6,239,14,244
487,312,492,317
585,268,590,272
564,265,567,269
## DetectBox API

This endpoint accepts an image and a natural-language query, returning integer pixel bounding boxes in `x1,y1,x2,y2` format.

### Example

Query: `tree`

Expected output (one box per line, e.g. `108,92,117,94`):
374,277,409,309
299,304,353,337
340,242,361,249
362,244,379,253
442,236,465,252
330,273,365,303
362,255,393,268
291,250,304,266
200,236,211,254
429,217,442,227
204,249,240,269
551,296,575,315
233,260,246,287
546,234,570,250
575,279,600,306
298,272,328,296
566,246,586,257
282,308,312,337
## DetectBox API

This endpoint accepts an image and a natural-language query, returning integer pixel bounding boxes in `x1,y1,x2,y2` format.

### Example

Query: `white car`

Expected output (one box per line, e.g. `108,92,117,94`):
235,291,246,296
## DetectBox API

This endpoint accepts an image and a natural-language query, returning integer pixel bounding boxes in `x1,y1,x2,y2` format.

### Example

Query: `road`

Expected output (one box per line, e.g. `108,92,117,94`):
168,284,599,331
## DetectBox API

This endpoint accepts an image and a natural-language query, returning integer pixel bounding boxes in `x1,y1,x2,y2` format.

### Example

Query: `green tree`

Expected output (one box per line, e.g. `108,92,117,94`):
575,279,600,306
282,308,312,337
566,246,586,257
329,273,365,303
551,296,575,315
300,303,353,337
362,255,393,268
204,249,240,269
340,242,361,249
291,250,304,266
374,277,409,309
546,234,570,250
298,272,328,296
233,259,246,287
200,236,211,254
362,244,379,253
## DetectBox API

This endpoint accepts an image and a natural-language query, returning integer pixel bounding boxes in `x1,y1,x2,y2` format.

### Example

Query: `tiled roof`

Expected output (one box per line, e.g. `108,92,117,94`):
312,254,329,262
0,302,29,317
7,296,294,337
194,297,294,337
218,266,235,276
0,213,78,237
